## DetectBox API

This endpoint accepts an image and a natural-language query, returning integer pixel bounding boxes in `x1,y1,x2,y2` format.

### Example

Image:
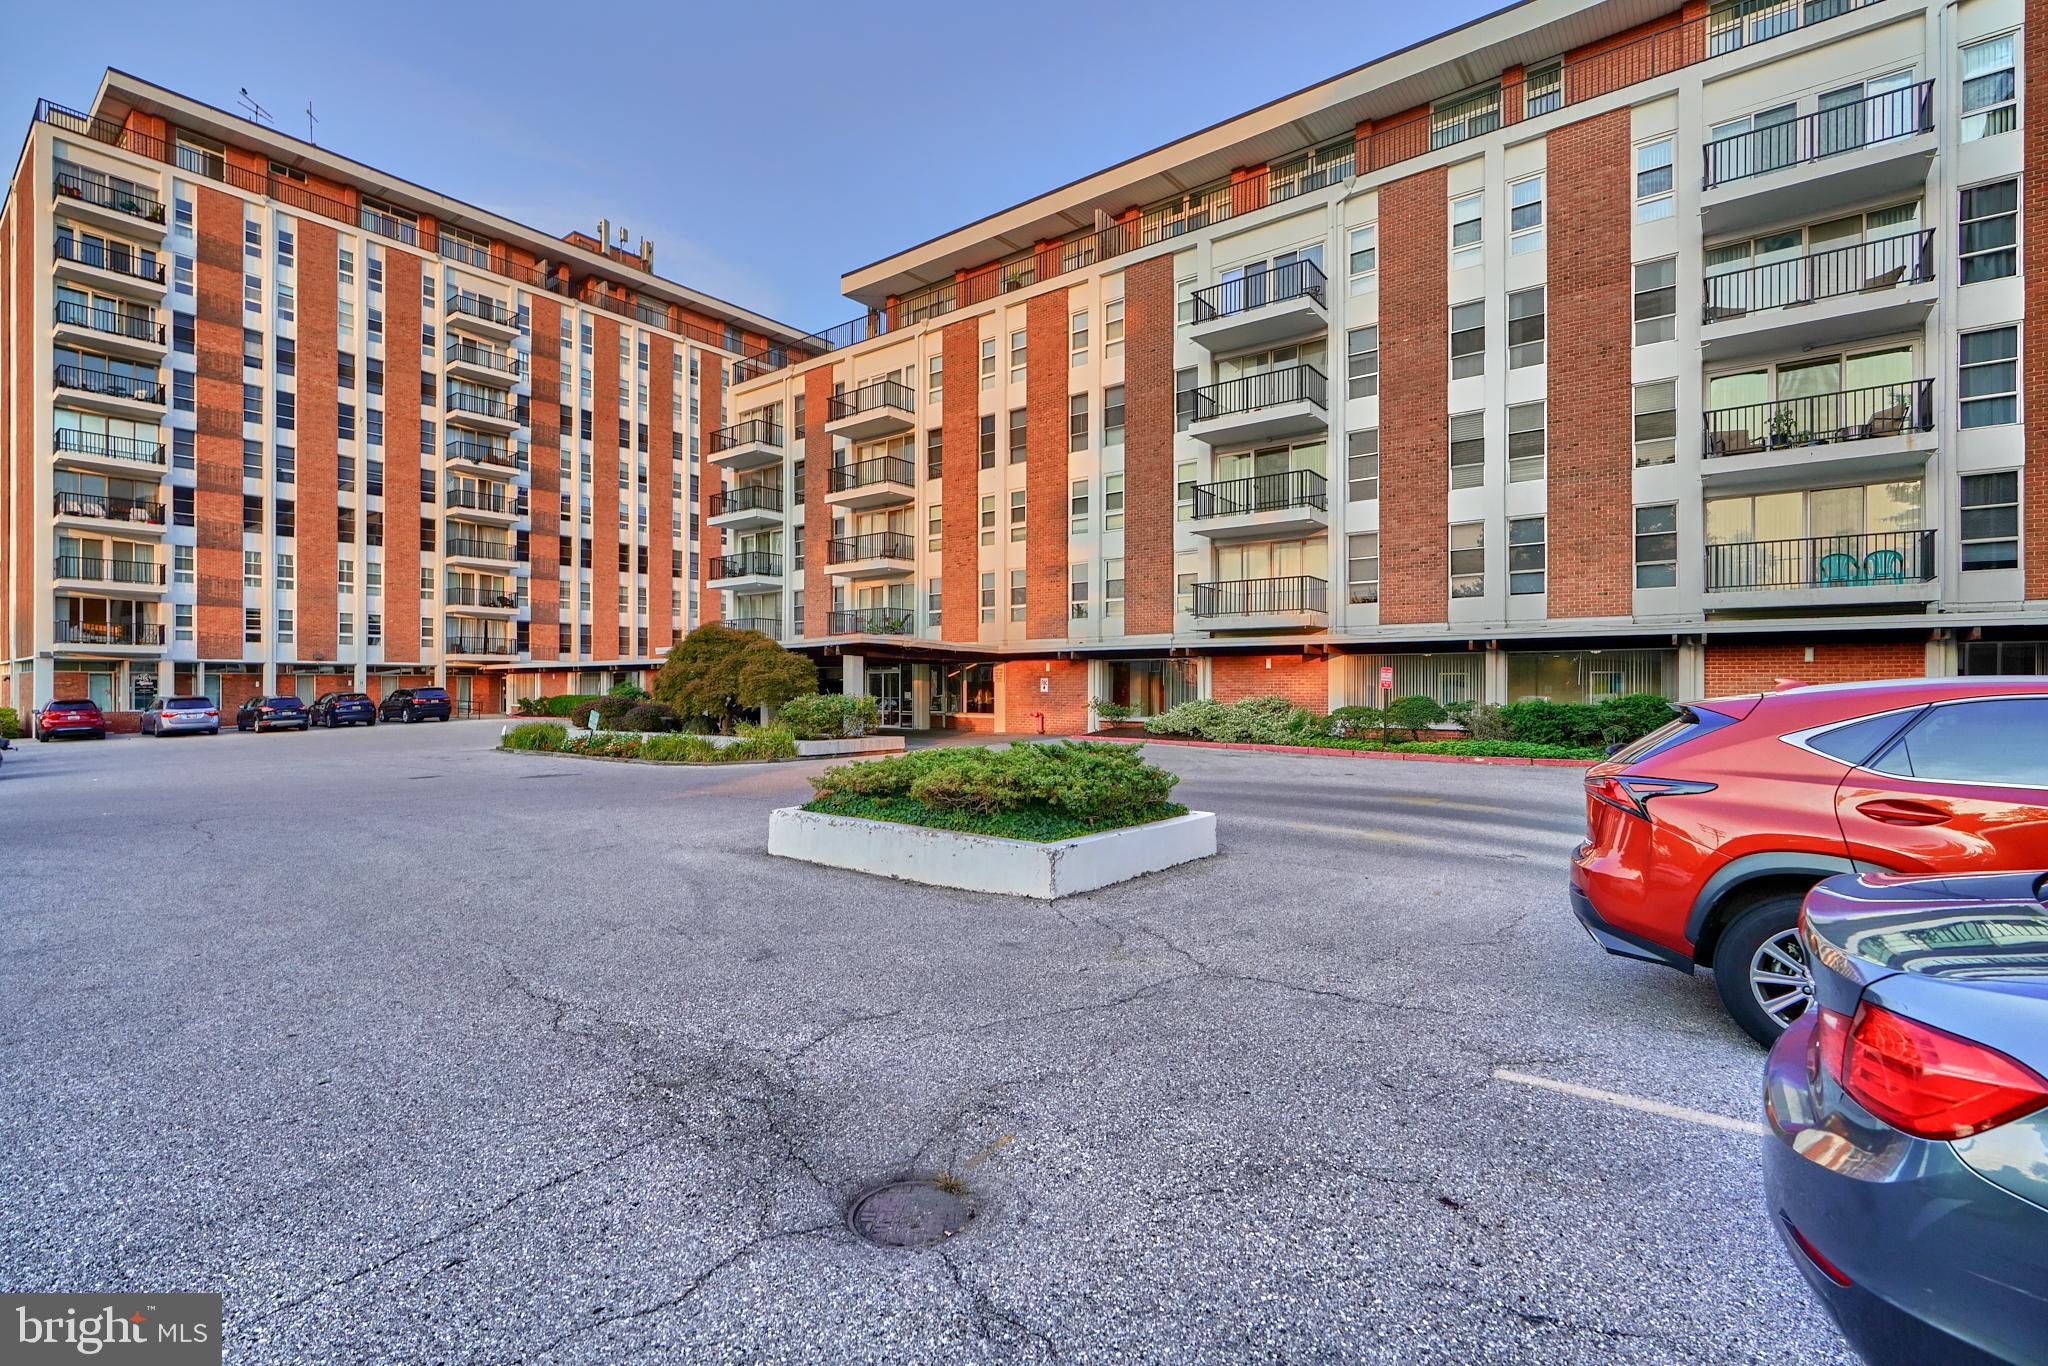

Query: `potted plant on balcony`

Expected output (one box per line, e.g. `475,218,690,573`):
1766,405,1803,449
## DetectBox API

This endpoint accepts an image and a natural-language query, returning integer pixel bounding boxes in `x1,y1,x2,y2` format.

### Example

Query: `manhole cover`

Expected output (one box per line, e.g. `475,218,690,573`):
847,1177,974,1249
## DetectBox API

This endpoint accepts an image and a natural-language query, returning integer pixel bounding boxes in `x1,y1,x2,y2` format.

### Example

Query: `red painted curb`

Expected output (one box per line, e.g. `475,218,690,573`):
1084,734,1598,768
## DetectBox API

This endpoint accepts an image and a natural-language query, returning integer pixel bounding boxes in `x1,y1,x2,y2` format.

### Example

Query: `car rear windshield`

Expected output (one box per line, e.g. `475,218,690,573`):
266,697,301,706
338,693,370,702
413,689,449,700
1609,705,1736,767
166,698,214,710
49,699,97,708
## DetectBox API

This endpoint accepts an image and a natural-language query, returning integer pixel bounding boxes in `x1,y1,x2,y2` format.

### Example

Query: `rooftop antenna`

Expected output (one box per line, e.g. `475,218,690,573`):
237,87,272,126
304,102,319,145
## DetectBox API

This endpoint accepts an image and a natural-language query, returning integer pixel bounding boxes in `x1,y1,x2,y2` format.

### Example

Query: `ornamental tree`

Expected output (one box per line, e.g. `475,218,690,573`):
651,623,818,733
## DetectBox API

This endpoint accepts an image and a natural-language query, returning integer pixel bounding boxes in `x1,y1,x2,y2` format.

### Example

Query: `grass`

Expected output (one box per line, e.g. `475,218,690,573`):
803,792,1188,842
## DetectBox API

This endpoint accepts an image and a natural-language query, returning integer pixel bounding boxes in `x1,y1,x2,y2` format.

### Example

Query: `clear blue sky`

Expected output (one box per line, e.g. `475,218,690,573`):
4,0,1500,331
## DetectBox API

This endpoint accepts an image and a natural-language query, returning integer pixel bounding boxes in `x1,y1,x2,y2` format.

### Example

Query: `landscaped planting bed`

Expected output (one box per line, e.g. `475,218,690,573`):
499,721,797,763
801,741,1186,841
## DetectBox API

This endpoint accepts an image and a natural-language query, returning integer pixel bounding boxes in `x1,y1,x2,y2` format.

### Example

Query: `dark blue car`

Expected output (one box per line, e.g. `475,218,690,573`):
308,691,377,728
1764,870,2048,1365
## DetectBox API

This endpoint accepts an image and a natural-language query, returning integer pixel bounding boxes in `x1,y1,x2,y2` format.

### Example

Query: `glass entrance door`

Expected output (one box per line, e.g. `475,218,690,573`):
867,667,905,729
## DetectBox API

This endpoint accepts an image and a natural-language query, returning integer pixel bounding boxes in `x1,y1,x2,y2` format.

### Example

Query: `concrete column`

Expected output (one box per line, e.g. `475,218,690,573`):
262,657,277,695
1676,641,1707,699
1925,637,1957,678
840,653,865,696
909,663,932,729
156,659,174,699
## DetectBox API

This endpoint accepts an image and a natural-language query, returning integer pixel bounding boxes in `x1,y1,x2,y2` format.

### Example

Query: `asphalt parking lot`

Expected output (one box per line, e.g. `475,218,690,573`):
0,722,1851,1363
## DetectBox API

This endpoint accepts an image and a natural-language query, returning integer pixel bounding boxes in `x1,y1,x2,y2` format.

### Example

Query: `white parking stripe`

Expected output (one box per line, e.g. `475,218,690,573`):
1493,1068,1768,1137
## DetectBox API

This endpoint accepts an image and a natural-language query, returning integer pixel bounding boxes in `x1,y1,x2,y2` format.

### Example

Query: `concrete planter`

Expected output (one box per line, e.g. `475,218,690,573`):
767,807,1217,900
793,735,906,758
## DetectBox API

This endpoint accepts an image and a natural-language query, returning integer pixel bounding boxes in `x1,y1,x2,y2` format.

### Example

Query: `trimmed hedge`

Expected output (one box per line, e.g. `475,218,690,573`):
805,741,1184,840
1132,691,1671,754
777,693,881,740
0,706,20,740
499,720,796,762
515,694,600,719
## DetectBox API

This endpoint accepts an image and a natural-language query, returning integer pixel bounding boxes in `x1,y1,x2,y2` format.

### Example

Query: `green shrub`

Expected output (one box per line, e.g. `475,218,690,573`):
777,692,881,740
501,721,568,750
1092,700,1137,723
1596,693,1676,747
636,733,714,762
725,725,798,761
0,706,21,740
1386,695,1448,737
517,693,601,719
807,741,1182,838
608,681,649,700
618,701,680,733
1143,695,1305,744
1326,705,1384,740
1496,699,1602,747
1390,738,1603,760
1461,703,1513,741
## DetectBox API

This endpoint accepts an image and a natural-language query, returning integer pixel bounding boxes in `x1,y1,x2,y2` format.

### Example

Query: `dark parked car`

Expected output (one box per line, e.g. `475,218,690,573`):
141,696,220,736
236,696,309,732
308,692,377,728
1764,870,2048,1365
34,697,106,740
380,687,452,723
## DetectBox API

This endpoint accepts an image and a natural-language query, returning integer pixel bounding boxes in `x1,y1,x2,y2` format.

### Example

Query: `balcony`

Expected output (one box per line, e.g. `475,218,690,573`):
824,454,916,511
722,616,784,640
54,619,165,649
444,389,520,435
1704,530,1937,611
708,482,783,532
52,237,166,297
444,292,519,342
1702,378,1934,488
443,536,516,569
54,363,164,417
826,531,916,579
1186,260,1329,353
52,170,167,237
52,555,166,596
1190,575,1329,632
53,490,166,533
1189,470,1329,540
54,299,165,359
1702,231,1936,360
443,486,522,526
708,550,784,594
444,341,523,387
444,632,519,657
709,418,784,473
1186,365,1328,446
444,437,520,475
824,379,916,441
54,427,165,475
1701,83,1935,236
443,584,523,615
828,608,916,637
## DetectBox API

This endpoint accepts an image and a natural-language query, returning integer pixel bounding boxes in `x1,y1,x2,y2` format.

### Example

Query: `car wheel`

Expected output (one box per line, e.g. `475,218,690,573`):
406,708,419,723
1711,891,1811,1047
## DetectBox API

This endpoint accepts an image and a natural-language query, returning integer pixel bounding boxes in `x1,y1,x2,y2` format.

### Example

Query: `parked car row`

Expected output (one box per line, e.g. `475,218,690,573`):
27,687,457,740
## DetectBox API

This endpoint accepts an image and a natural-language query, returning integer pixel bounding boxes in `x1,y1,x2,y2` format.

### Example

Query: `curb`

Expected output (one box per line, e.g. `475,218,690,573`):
493,746,813,768
1085,734,1598,769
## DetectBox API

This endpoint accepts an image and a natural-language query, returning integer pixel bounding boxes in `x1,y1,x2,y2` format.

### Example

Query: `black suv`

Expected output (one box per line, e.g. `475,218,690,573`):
380,687,453,723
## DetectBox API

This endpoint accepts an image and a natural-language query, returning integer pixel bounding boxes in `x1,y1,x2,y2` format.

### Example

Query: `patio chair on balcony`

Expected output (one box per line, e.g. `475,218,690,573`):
1707,429,1762,457
1860,403,1908,439
1818,552,1865,587
1859,264,1906,293
1862,548,1907,583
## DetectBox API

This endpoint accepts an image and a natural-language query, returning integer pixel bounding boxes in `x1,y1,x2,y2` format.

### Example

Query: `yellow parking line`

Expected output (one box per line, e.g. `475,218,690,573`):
1493,1068,1767,1137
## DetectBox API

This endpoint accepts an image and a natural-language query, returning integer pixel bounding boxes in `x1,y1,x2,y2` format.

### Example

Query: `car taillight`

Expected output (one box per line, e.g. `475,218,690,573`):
1583,774,1717,820
1821,1002,2048,1140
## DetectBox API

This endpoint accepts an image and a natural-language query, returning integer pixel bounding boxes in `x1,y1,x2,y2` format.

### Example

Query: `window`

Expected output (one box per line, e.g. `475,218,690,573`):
174,315,194,354
274,390,294,432
174,545,194,584
275,282,294,323
1507,402,1546,482
1104,558,1124,618
173,255,194,295
1347,430,1380,502
1347,225,1378,295
1450,193,1483,270
276,551,295,590
242,439,262,481
1176,462,1195,521
1507,288,1545,368
244,272,261,313
1009,329,1027,386
1959,326,2018,427
1960,472,2020,570
1069,393,1089,451
1633,258,1676,344
173,371,194,413
1870,699,2048,786
926,428,944,480
1070,562,1090,618
927,501,943,552
1960,35,2017,141
1347,327,1380,399
1960,181,2018,283
275,336,295,375
979,414,996,470
1434,87,1501,150
1449,302,1484,379
1347,533,1380,604
1509,517,1546,594
980,571,996,622
244,607,262,643
275,608,295,646
1634,381,1677,466
274,499,293,537
980,494,996,545
926,577,943,629
175,604,193,642
1103,385,1125,447
1449,412,1485,489
1103,297,1125,358
1449,522,1484,598
1010,488,1027,540
1103,473,1125,530
243,328,262,370
174,429,194,470
242,494,263,532
1070,311,1089,367
1635,138,1675,221
1008,407,1027,464
1634,505,1678,588
1524,61,1562,118
337,404,356,442
1175,368,1197,432
1009,569,1027,622
244,549,263,588
980,337,996,392
1509,175,1544,254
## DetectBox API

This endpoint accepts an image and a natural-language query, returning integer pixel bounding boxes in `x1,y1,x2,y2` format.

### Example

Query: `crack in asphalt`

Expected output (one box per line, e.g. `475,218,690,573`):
941,1249,1062,1361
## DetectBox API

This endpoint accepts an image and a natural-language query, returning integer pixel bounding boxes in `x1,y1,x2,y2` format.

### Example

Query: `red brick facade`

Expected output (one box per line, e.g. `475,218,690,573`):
994,658,1089,734
1377,167,1449,626
1703,641,1927,696
647,335,676,655
1121,254,1176,635
4,161,28,696
1210,654,1329,710
1025,288,1070,640
940,319,981,642
2027,0,2048,599
382,250,422,663
193,188,246,659
802,365,836,638
526,296,563,659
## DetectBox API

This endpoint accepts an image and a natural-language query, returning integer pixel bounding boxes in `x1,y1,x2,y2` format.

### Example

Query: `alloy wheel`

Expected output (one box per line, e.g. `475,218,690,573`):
1748,928,1812,1027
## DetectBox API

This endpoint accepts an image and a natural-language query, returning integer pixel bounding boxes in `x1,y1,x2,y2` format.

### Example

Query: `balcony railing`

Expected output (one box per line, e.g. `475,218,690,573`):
445,390,513,422
711,550,783,579
826,379,915,422
710,418,782,452
444,486,518,516
443,537,514,563
721,616,783,638
1705,530,1935,592
54,428,164,466
52,170,165,223
828,455,915,492
53,237,164,284
444,585,522,608
709,483,782,517
55,299,163,344
1190,260,1327,322
1704,230,1934,321
1703,378,1933,456
445,341,523,378
444,633,518,655
54,364,163,404
1191,576,1328,618
828,608,915,636
53,491,165,524
1703,81,1934,188
445,292,515,328
1190,365,1327,422
827,531,916,564
444,437,518,469
53,556,165,584
55,620,165,645
1192,470,1328,519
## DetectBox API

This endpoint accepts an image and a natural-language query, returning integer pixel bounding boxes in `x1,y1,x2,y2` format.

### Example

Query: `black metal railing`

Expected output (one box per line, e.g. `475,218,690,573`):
444,633,518,655
53,491,165,523
1191,576,1328,618
826,379,915,422
52,170,164,223
445,341,523,378
444,437,518,469
443,584,522,608
709,483,782,517
1191,470,1329,520
54,364,163,404
1703,230,1934,320
721,616,783,638
445,390,513,422
54,428,164,466
828,608,915,636
55,619,165,645
443,486,516,515
827,532,916,564
828,455,915,493
1703,81,1934,188
55,299,163,344
443,537,514,562
1190,259,1328,322
710,550,783,580
1703,378,1933,456
1190,365,1327,422
710,418,782,452
1705,530,1936,592
446,292,515,328
53,556,165,584
53,237,164,284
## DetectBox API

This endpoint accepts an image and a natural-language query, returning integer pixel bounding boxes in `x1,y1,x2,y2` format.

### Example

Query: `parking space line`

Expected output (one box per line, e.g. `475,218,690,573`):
1492,1068,1767,1137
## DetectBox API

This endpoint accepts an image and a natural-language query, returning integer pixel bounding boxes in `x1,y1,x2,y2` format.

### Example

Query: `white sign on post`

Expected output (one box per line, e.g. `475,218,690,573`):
1039,676,1049,694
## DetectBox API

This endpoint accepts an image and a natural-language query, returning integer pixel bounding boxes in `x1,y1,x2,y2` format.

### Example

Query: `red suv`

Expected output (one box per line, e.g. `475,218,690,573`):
1571,678,2048,1044
34,697,107,740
